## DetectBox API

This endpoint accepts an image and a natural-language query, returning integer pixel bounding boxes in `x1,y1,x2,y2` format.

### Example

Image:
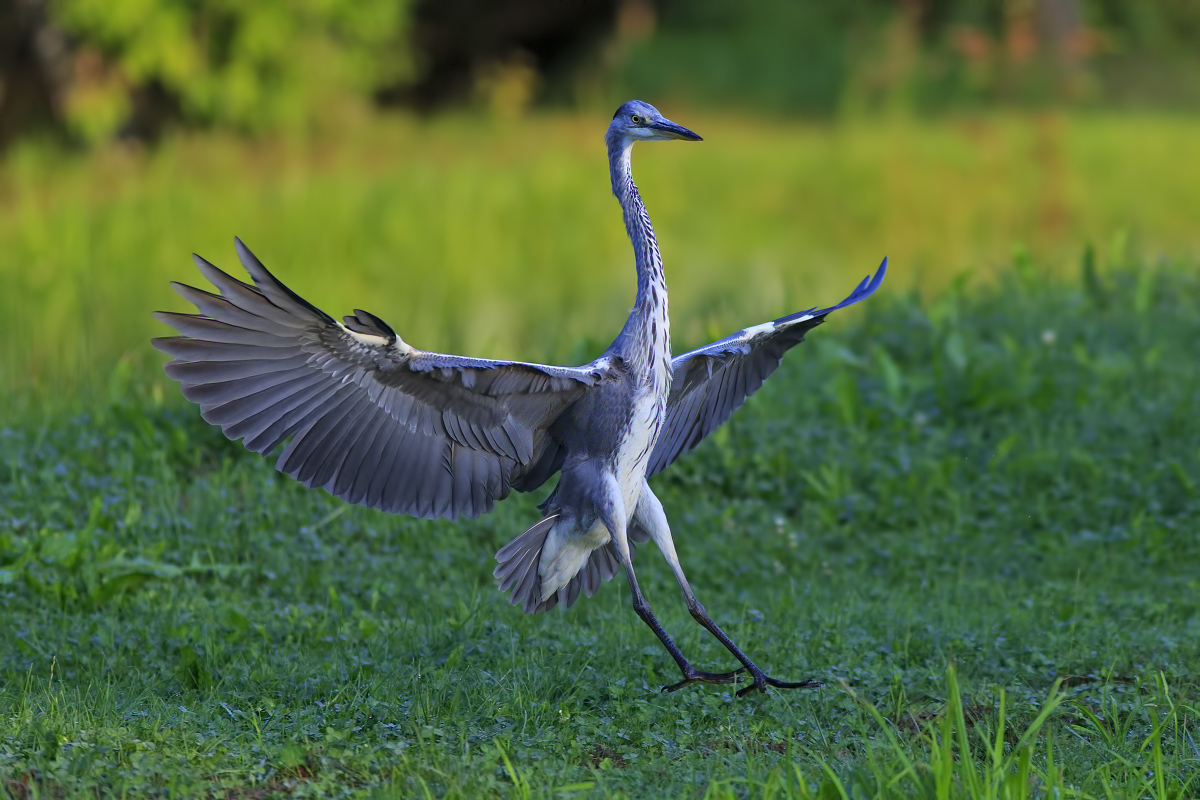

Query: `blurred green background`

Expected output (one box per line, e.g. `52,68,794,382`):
2,0,1199,399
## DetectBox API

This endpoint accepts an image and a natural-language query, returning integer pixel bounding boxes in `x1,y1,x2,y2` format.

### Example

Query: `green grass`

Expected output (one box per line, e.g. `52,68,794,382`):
4,111,1200,399
3,250,1199,797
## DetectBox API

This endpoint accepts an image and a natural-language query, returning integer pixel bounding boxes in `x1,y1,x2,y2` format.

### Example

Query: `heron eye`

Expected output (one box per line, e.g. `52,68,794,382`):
630,115,643,124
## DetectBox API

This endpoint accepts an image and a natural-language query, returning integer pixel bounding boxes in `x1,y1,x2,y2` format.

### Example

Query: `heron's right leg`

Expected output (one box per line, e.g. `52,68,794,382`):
593,477,742,688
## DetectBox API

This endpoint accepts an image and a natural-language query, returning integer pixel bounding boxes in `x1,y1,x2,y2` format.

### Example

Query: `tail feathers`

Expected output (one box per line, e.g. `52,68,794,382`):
494,516,627,614
566,543,621,608
494,516,558,613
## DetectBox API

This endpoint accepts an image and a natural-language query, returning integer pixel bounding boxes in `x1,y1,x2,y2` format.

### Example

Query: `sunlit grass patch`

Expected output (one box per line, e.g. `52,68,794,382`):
3,111,1200,401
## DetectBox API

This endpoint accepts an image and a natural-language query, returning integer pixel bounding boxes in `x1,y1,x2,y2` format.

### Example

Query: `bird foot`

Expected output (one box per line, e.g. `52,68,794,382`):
662,666,822,697
735,673,823,698
661,667,746,692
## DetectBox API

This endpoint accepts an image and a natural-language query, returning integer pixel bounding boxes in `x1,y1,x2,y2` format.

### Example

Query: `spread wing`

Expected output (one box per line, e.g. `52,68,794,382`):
647,258,887,476
153,238,620,520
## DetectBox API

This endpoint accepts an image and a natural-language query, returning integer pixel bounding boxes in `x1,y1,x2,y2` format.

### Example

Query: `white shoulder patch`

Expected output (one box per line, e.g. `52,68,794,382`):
590,356,615,376
337,321,414,356
740,321,778,340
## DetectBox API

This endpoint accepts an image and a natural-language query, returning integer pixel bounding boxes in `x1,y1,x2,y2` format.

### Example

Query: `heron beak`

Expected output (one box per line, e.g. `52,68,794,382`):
650,119,703,141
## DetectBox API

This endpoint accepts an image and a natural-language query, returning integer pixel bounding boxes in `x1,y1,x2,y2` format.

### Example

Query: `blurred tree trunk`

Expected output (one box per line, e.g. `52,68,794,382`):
0,0,71,149
378,0,622,110
1035,0,1088,99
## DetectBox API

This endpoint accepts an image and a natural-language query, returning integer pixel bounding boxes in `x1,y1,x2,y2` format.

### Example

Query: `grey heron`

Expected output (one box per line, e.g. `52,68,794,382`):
153,100,886,696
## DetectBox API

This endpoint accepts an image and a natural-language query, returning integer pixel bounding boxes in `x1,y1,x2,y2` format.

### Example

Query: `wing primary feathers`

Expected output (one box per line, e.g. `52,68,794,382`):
233,237,336,323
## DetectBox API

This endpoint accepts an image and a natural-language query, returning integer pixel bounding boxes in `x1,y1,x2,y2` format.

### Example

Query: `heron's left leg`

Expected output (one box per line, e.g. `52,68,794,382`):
634,481,821,697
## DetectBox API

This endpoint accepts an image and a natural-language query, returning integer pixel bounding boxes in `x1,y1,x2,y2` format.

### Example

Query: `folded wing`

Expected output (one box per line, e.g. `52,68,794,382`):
153,239,619,519
647,258,887,476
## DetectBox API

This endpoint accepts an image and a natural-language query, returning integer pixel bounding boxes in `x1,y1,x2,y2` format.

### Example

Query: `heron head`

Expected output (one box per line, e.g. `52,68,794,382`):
608,100,702,145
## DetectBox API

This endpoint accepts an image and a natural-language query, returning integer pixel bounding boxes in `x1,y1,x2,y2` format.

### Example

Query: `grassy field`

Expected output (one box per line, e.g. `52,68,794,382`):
3,254,1199,796
2,111,1199,796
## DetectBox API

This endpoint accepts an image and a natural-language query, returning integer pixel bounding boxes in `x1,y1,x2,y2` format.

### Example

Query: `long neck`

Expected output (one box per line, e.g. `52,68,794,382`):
607,134,671,382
